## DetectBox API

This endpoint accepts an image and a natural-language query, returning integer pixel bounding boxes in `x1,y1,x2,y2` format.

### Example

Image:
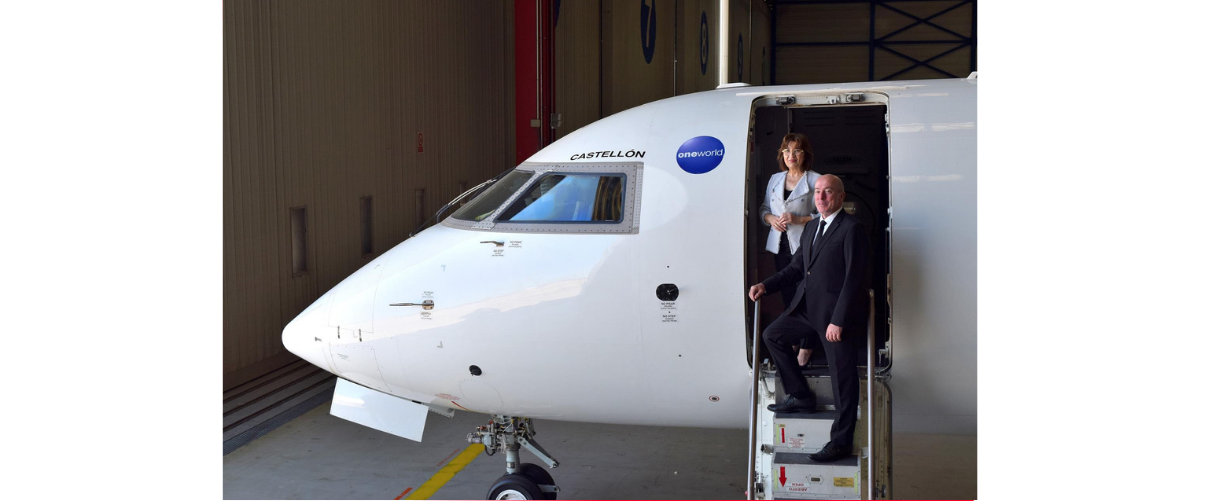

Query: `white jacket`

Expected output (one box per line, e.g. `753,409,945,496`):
759,170,820,254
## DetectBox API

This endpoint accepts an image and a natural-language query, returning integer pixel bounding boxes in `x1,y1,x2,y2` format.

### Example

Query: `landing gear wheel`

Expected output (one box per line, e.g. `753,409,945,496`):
487,474,542,500
517,463,556,500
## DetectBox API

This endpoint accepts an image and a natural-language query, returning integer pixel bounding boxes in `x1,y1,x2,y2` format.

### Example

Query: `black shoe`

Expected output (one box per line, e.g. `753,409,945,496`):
767,395,816,414
808,442,852,463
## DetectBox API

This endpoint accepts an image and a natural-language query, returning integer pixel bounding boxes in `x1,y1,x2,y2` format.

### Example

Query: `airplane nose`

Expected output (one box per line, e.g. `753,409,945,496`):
282,298,332,372
282,320,311,365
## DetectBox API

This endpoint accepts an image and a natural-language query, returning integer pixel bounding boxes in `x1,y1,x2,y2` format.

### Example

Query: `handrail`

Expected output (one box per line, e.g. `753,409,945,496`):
866,289,876,499
746,299,762,500
875,286,892,376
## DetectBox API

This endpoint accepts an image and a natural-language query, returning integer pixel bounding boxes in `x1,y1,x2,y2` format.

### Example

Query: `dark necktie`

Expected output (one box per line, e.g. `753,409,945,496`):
810,220,827,259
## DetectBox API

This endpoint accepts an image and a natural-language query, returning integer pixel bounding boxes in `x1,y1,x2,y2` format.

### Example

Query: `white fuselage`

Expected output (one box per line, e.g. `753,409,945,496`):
283,77,977,431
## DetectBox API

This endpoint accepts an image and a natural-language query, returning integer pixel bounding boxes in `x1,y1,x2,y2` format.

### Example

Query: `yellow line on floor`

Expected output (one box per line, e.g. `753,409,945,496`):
403,444,485,500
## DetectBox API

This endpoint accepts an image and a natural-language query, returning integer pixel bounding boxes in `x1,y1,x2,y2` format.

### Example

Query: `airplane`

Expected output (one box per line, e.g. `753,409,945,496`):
282,74,977,500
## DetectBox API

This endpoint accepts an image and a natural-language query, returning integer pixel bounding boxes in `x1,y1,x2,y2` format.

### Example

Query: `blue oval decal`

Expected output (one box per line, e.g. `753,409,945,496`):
676,136,725,174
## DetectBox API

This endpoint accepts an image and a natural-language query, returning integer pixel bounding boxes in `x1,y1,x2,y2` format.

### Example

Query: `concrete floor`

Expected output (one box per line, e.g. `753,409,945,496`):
223,400,975,499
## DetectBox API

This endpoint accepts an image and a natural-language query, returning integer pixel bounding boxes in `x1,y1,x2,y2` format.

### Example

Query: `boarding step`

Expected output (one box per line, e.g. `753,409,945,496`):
770,451,860,499
756,368,874,499
764,368,835,408
772,410,839,454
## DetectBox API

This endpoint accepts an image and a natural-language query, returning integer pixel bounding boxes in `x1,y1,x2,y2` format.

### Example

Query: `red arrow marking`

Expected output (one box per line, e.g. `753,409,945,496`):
779,466,787,487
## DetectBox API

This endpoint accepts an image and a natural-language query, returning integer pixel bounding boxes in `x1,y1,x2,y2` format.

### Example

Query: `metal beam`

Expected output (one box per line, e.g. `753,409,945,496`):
877,0,970,42
877,43,961,79
769,0,976,82
777,40,971,47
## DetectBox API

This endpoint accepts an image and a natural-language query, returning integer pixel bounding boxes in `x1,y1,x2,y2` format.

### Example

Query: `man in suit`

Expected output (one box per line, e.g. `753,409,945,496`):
748,174,871,463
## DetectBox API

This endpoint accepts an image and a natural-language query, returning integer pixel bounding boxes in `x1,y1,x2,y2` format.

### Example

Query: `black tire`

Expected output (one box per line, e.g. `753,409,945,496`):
487,474,542,500
517,463,556,500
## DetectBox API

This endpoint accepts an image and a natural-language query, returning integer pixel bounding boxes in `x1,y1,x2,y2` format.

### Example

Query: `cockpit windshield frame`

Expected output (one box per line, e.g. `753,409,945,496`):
442,162,642,234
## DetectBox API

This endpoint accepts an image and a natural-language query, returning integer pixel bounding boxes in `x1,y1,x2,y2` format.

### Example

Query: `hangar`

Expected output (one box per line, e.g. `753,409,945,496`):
223,1,976,499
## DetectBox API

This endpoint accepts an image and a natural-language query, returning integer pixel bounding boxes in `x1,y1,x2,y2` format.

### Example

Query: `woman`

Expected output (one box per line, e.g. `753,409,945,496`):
759,132,820,366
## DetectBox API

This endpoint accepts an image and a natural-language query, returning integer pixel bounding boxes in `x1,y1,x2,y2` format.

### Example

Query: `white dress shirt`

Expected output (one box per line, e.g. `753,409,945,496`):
812,208,840,245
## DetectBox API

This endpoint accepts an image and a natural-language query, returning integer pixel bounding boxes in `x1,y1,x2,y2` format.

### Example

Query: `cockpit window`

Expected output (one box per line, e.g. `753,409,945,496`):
441,163,642,234
450,170,534,222
497,174,625,223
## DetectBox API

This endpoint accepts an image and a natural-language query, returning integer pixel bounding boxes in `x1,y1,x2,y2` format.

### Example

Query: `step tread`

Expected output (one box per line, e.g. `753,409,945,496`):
772,492,859,500
774,409,839,420
773,450,859,467
763,367,832,378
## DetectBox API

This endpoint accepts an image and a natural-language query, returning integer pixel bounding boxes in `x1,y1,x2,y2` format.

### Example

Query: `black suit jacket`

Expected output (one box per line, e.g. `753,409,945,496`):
764,210,871,335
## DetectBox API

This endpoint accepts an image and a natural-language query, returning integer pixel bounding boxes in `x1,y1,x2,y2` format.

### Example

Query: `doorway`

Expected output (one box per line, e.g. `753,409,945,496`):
745,98,891,372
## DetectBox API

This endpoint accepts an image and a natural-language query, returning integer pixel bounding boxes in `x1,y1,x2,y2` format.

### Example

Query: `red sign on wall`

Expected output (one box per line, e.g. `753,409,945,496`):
417,132,425,153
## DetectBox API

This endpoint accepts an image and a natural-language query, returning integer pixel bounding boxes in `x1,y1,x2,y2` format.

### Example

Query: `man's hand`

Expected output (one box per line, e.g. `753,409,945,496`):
749,283,767,302
826,323,843,342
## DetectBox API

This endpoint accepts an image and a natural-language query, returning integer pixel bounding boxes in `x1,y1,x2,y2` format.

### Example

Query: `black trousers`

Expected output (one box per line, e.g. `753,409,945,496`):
763,305,860,448
773,238,799,309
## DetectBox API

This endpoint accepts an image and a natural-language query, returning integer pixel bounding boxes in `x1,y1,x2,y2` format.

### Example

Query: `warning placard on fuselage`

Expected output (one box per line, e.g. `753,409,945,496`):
660,301,677,323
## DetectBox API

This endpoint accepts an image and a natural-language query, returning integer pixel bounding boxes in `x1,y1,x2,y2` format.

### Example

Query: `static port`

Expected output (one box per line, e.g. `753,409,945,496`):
470,365,482,376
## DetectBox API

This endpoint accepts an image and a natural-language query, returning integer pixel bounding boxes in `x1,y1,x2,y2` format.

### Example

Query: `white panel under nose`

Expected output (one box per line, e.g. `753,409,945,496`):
330,378,428,442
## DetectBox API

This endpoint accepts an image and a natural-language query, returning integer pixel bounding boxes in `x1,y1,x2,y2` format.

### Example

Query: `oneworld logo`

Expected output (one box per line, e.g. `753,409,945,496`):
676,136,725,174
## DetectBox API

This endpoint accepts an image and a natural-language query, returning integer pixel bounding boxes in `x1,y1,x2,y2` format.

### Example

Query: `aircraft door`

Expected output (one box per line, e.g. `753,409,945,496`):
747,98,893,371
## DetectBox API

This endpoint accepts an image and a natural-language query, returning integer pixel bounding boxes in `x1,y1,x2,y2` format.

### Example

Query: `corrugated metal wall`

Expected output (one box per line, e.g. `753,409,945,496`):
721,0,772,86
552,0,768,138
675,0,718,95
223,0,513,389
554,0,602,139
727,0,749,84
751,0,771,86
601,0,678,116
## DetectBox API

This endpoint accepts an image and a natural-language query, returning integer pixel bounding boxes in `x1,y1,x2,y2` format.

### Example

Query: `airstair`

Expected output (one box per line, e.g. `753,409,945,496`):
746,294,891,499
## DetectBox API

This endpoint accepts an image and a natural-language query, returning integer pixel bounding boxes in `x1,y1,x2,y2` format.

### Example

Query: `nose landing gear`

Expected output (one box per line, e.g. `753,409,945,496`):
469,416,561,500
